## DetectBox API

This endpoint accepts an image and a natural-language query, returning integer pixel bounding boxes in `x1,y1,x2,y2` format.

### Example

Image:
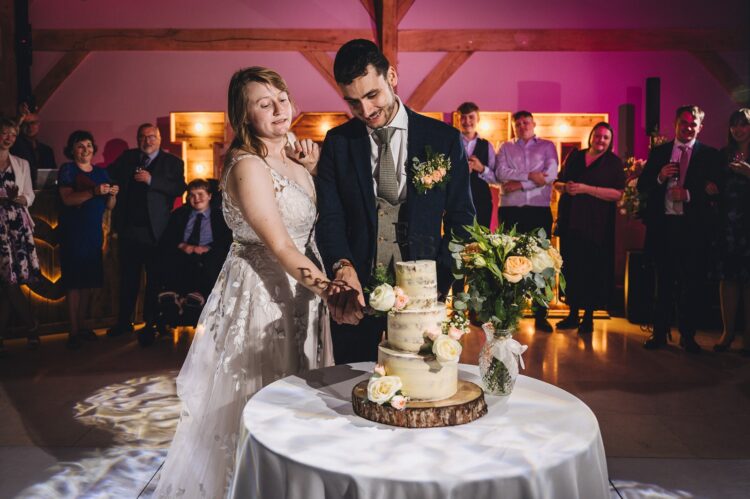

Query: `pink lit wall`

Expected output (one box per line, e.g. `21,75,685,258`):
29,0,748,166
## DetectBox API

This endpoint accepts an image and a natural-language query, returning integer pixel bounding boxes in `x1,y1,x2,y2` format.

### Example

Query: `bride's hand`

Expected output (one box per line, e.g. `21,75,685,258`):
286,139,320,176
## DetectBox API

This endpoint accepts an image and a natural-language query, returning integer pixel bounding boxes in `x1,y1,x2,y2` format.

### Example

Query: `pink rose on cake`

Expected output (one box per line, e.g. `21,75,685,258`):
390,395,407,410
424,326,442,342
393,286,410,311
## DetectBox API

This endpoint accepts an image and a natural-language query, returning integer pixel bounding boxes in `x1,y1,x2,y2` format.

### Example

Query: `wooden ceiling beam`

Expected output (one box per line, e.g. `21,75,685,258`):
378,0,398,68
0,0,17,116
407,51,472,111
399,28,748,52
690,51,749,105
300,51,341,97
32,29,373,51
396,0,415,25
360,0,376,21
34,51,89,110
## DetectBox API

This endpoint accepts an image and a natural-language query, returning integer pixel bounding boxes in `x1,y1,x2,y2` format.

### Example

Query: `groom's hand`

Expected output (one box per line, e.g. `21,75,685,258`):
329,266,365,325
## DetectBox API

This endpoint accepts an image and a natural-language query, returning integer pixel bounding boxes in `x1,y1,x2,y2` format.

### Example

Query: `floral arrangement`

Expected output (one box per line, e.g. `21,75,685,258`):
450,221,563,331
412,147,451,193
450,221,563,395
618,157,646,218
367,364,408,410
422,312,468,362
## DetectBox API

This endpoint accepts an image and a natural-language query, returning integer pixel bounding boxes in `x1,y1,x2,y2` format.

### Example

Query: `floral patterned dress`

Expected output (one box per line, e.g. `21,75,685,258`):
153,153,333,499
0,166,40,285
715,150,750,284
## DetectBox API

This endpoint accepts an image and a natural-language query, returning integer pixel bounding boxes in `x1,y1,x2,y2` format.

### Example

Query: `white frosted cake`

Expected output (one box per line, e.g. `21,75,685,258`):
377,260,458,401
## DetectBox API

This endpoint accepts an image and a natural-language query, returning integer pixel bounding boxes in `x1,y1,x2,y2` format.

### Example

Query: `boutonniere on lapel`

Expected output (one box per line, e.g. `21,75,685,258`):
411,146,452,194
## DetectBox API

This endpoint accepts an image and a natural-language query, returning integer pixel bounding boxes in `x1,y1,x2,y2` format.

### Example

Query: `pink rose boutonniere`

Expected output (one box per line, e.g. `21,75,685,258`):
412,147,451,194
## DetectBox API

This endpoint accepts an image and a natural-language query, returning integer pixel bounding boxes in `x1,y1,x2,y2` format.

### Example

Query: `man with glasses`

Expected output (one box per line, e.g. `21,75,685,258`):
107,123,185,341
12,103,56,189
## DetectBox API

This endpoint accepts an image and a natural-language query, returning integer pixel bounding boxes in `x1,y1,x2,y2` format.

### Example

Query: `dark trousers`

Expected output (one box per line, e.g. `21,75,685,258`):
117,236,161,326
331,314,386,364
163,251,220,299
651,216,703,340
470,173,493,228
499,206,553,319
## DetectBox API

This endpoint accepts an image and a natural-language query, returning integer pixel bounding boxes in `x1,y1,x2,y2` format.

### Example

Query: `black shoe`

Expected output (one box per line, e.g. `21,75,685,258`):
534,317,554,332
78,329,98,341
66,334,83,350
107,323,133,337
681,336,702,354
556,315,580,330
713,343,731,353
577,318,594,335
158,292,183,324
643,335,667,350
27,335,41,350
137,324,156,347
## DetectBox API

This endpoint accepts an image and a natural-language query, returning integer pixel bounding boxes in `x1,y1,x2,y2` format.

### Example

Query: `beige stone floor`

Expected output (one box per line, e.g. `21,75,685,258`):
1,317,749,498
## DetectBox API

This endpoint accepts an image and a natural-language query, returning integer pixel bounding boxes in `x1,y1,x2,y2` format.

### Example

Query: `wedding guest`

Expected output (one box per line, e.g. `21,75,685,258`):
713,108,750,355
107,123,185,340
492,110,558,332
554,122,625,334
637,105,720,353
58,131,118,349
11,103,56,189
154,178,232,332
0,117,40,355
457,102,495,227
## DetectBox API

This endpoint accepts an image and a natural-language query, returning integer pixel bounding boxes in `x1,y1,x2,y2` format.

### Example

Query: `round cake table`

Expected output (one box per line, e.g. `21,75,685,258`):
230,363,609,499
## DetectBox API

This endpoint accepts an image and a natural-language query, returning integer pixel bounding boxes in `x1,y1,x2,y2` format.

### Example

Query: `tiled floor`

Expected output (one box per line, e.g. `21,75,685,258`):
1,317,748,498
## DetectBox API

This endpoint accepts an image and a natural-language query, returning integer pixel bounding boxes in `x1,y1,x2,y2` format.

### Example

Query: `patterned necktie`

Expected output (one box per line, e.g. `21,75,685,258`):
678,145,689,187
374,127,399,204
188,213,203,246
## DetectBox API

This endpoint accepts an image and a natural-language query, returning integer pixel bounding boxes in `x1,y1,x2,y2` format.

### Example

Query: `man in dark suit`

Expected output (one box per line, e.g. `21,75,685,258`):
457,102,495,228
158,178,232,310
107,123,186,338
11,105,56,189
316,39,475,364
637,105,720,353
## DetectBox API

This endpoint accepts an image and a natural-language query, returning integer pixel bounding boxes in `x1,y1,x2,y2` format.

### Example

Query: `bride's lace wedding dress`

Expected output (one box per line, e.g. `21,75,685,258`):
154,153,333,498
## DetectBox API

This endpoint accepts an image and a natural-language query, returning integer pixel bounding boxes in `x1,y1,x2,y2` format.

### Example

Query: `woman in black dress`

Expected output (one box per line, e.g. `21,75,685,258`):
554,122,625,334
713,109,750,354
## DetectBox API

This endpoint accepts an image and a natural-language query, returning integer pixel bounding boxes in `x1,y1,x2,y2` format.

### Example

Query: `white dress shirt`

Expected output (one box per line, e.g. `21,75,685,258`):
368,96,409,202
462,134,497,184
661,138,696,215
492,136,558,207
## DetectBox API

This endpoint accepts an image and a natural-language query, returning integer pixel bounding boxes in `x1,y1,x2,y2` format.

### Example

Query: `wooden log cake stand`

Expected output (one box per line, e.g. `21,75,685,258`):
352,380,488,428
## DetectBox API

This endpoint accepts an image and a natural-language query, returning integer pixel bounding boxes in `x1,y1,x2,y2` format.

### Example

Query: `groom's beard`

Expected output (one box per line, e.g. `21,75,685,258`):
366,87,398,129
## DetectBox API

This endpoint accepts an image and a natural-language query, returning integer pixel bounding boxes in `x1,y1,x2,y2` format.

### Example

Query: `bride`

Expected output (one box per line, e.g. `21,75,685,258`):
154,67,335,498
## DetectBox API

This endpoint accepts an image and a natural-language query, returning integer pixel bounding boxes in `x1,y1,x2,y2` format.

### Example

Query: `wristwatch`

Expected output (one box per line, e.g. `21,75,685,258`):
332,259,353,274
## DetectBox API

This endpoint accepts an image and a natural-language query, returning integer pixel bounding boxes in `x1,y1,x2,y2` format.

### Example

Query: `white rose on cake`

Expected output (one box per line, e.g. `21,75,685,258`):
369,284,396,312
367,375,403,405
433,335,462,363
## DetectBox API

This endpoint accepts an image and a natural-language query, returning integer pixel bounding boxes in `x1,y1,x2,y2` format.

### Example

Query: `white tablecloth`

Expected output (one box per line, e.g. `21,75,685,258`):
230,363,609,499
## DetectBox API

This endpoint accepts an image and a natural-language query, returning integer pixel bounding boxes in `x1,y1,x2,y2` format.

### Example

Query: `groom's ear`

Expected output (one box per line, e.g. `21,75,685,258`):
386,66,398,88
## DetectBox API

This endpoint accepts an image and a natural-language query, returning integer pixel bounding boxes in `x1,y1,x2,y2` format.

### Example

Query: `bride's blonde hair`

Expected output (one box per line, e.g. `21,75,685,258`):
226,66,293,164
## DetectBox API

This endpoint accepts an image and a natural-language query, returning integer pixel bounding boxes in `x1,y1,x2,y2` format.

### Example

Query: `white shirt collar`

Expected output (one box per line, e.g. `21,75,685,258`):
675,138,696,149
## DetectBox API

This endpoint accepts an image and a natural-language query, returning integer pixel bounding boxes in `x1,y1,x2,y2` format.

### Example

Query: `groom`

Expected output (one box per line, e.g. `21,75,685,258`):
316,39,475,364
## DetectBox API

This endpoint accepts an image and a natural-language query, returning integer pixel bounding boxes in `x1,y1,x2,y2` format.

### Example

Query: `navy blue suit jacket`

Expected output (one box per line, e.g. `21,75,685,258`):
636,140,720,252
315,107,475,294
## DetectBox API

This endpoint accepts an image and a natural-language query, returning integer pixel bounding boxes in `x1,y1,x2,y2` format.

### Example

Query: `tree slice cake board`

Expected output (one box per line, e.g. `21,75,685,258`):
352,380,487,428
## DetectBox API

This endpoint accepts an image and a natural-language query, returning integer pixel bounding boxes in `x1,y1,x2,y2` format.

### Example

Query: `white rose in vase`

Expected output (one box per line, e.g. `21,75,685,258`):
432,335,462,363
530,248,555,273
369,284,396,312
367,375,403,405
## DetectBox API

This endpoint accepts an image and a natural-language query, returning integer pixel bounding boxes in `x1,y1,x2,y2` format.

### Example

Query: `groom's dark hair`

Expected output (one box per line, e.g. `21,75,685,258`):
334,39,390,85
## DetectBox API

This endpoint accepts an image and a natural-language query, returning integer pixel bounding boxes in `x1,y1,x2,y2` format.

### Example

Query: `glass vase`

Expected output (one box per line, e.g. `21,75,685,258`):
478,324,527,396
